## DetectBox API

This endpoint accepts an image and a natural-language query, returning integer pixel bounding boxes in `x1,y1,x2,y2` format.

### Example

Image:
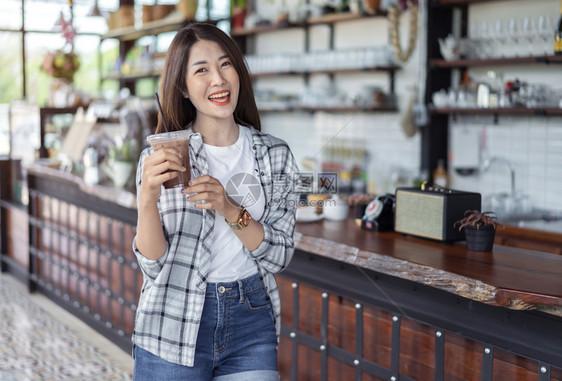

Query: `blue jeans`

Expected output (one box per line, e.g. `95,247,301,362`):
133,272,279,380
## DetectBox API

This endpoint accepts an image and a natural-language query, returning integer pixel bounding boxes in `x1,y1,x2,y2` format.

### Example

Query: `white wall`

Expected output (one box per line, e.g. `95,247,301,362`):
250,0,562,212
251,3,422,194
449,0,562,213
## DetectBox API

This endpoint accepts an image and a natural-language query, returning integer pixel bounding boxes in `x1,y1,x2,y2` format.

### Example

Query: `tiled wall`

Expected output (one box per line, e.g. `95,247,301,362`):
256,0,561,212
256,3,423,194
450,116,562,213
261,111,420,194
449,0,562,213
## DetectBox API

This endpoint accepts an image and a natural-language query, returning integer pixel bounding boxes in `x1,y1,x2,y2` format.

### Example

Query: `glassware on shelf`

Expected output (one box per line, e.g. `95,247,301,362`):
507,17,522,57
521,16,537,56
467,21,480,59
477,20,493,58
538,15,554,55
461,15,559,60
493,18,508,58
245,46,392,75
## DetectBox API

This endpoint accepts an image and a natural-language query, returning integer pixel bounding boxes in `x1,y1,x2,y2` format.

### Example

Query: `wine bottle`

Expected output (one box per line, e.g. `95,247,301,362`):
432,159,449,188
555,0,562,55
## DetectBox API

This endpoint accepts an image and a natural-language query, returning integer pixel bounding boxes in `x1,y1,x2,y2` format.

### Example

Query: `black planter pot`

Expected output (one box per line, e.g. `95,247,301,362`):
354,204,368,219
464,225,496,251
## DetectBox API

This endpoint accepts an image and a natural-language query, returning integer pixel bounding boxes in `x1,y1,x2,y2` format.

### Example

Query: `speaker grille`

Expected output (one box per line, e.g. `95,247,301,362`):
395,191,444,240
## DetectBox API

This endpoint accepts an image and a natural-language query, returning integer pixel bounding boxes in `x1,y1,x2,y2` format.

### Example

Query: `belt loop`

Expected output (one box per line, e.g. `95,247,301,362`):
237,279,244,303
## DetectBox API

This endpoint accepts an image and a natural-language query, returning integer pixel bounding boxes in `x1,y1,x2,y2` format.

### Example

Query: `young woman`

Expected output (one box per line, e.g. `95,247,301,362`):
132,23,299,380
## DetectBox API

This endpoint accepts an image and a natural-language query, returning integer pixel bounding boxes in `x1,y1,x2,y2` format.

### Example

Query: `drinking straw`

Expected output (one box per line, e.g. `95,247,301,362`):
155,92,169,132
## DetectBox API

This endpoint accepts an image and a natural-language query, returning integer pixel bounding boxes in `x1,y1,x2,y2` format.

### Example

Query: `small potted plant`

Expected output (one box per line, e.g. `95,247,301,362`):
346,193,375,221
454,210,501,252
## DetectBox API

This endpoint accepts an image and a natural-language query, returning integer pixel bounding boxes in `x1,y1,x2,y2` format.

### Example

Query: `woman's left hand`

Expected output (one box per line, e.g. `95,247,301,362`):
182,175,239,220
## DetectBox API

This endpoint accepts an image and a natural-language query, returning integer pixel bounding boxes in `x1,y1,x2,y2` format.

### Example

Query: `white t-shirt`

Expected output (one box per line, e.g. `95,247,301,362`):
204,126,265,282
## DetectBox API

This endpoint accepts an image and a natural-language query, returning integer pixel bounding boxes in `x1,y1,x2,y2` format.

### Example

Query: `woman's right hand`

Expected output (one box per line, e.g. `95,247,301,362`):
139,148,186,205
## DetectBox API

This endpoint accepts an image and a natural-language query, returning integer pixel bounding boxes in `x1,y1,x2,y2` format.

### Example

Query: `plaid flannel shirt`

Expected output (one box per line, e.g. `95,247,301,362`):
132,125,299,366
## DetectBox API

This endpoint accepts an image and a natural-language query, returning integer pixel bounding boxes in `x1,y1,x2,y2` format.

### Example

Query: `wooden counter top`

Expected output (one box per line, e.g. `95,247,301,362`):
294,218,562,316
27,164,137,209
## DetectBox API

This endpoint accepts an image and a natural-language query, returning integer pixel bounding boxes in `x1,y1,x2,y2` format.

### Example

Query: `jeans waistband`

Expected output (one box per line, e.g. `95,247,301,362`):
205,272,263,298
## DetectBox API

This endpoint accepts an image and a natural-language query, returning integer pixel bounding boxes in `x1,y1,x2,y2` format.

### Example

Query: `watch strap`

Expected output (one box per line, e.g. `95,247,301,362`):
225,208,251,230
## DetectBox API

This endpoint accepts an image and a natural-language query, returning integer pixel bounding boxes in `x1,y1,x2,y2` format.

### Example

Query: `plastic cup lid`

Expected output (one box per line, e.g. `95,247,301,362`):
146,129,190,143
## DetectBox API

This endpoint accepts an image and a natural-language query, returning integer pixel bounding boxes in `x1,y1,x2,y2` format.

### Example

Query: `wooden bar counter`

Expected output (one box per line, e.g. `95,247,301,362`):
294,218,562,316
1,165,561,380
277,218,562,380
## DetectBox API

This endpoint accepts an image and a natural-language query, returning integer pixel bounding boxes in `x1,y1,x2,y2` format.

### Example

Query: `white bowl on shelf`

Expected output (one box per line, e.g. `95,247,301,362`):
432,90,449,108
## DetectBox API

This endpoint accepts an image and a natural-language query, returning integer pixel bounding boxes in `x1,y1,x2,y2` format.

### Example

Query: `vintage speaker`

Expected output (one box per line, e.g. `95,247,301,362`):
394,187,481,242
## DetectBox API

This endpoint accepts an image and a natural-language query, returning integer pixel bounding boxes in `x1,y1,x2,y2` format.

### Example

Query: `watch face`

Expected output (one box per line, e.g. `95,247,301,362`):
241,209,252,227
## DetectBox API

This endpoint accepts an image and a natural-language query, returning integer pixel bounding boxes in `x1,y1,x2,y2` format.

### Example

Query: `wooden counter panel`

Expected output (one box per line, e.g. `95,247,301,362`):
29,194,140,336
295,219,562,300
362,306,392,367
277,273,555,381
444,338,483,380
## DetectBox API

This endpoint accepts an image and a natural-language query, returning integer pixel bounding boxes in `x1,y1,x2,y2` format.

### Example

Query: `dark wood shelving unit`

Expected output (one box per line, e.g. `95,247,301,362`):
39,107,79,158
423,0,561,178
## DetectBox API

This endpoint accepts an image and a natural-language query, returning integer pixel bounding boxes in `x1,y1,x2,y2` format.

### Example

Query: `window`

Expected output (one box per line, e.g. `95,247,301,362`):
0,32,23,104
2,0,230,104
0,0,22,30
1,0,118,104
25,33,66,106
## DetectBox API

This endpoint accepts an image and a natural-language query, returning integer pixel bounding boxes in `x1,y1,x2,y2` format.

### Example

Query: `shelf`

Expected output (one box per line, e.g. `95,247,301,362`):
230,12,388,37
101,70,161,82
251,65,400,78
306,11,388,24
429,105,562,116
434,0,526,6
101,15,187,41
430,55,562,68
101,16,222,41
230,23,306,37
258,104,397,113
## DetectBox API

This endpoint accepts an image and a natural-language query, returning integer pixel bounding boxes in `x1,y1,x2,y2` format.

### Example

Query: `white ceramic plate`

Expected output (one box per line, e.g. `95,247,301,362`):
296,207,323,223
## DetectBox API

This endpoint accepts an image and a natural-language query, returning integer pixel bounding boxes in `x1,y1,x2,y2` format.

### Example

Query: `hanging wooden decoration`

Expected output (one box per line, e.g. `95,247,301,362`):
388,1,419,63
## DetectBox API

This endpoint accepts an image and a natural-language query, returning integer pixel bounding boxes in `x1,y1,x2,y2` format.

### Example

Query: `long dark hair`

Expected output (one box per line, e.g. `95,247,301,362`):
156,23,260,133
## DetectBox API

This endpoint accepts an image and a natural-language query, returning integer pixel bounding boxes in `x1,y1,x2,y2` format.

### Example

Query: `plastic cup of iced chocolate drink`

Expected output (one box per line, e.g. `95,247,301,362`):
147,130,191,189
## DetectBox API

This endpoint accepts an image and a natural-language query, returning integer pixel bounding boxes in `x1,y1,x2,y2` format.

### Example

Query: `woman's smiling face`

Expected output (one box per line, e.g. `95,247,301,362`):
185,39,240,125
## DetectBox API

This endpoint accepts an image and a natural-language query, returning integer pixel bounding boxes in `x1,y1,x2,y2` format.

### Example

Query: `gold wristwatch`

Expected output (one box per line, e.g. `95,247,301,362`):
225,208,252,230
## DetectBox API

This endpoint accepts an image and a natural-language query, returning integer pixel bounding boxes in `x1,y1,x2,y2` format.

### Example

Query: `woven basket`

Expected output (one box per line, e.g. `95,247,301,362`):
176,0,199,20
106,12,118,30
363,0,381,14
116,5,134,28
142,5,154,24
153,4,176,20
